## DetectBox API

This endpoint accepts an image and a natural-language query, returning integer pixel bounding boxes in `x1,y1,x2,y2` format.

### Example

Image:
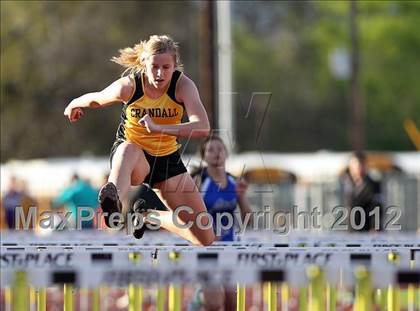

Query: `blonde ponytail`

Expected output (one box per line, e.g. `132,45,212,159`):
111,41,147,76
111,35,182,76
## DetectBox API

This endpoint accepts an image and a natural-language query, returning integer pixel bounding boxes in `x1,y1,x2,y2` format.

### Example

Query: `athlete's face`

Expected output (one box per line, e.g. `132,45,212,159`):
349,157,366,180
145,53,176,89
203,139,227,167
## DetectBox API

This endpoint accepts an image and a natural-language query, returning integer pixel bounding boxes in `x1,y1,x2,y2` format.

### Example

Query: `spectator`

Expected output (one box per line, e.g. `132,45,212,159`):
2,176,23,229
340,151,383,231
52,174,99,229
17,180,37,230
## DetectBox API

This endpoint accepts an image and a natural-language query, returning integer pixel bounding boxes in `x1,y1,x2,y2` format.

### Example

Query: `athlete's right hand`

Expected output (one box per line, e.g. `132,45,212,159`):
64,104,84,123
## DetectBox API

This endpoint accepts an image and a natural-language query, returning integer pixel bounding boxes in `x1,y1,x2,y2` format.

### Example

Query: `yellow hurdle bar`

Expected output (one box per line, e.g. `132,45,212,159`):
307,265,326,311
156,286,166,311
4,286,12,311
168,284,181,311
168,251,182,311
354,266,373,311
237,283,246,311
263,282,277,311
30,286,36,310
375,288,388,311
280,282,288,311
298,286,308,311
387,284,400,311
406,284,417,311
326,282,336,311
13,271,29,311
137,285,144,311
63,284,73,311
128,284,143,311
91,287,100,311
37,287,47,311
127,251,144,311
128,284,135,311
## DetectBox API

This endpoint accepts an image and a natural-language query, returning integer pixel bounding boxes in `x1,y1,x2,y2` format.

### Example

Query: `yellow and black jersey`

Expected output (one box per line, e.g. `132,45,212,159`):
115,70,184,156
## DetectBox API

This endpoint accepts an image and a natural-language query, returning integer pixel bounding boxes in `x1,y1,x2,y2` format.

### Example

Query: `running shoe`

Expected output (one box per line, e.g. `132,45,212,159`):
98,182,122,228
131,183,167,239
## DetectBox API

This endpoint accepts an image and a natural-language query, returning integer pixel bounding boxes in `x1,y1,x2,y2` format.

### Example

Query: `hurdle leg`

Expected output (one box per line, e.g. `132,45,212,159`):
128,284,143,311
236,283,246,311
354,266,372,311
375,288,387,311
156,285,166,311
298,286,307,311
4,286,12,311
326,282,336,311
30,286,36,310
168,284,181,311
92,287,100,311
36,287,47,311
13,271,29,311
401,284,420,311
63,284,73,311
307,266,326,311
137,285,144,310
263,282,277,311
281,282,288,311
405,284,413,311
387,284,400,311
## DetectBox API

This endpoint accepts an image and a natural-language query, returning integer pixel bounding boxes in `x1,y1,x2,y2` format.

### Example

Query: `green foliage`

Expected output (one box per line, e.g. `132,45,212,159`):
1,1,419,161
1,1,201,161
359,1,420,149
233,1,420,151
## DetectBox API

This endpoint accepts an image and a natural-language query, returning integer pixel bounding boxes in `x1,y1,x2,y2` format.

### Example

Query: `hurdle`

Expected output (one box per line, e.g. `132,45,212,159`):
2,251,419,310
1,231,419,310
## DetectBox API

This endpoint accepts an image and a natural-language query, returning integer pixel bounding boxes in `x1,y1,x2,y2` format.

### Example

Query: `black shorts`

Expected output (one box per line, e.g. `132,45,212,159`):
110,140,187,187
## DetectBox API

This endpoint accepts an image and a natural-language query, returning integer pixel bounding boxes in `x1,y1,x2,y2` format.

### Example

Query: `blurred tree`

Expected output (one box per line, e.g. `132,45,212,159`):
359,1,420,150
232,0,420,152
1,1,420,161
1,1,203,161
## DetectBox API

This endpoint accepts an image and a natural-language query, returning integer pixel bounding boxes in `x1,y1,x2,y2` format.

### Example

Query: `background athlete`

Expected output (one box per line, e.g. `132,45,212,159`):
193,135,252,241
191,135,252,310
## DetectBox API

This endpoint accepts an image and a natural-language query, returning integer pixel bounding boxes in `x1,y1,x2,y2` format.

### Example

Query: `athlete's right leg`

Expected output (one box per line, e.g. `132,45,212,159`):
99,142,150,227
109,141,150,198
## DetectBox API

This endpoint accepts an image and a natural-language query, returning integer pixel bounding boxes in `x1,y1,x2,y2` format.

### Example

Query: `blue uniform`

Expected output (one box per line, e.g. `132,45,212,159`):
199,168,238,241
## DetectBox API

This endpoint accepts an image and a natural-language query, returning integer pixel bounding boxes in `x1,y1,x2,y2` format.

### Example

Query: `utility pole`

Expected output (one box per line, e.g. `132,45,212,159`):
198,1,216,128
215,0,234,153
349,0,364,151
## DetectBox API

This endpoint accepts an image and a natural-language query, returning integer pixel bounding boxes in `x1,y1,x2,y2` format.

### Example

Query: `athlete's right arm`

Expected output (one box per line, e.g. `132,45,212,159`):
64,76,134,122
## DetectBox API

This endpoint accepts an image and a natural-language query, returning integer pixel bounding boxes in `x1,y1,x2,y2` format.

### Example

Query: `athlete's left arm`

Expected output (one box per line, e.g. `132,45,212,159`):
140,75,210,138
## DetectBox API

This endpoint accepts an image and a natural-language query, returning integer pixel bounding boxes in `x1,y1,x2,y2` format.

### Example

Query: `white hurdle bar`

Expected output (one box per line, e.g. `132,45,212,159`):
1,231,419,311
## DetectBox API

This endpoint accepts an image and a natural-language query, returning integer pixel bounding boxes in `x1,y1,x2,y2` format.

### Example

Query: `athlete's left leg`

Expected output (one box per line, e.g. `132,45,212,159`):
152,173,215,246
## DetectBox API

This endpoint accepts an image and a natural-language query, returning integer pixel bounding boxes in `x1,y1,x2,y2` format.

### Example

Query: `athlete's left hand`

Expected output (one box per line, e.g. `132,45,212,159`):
138,114,160,133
